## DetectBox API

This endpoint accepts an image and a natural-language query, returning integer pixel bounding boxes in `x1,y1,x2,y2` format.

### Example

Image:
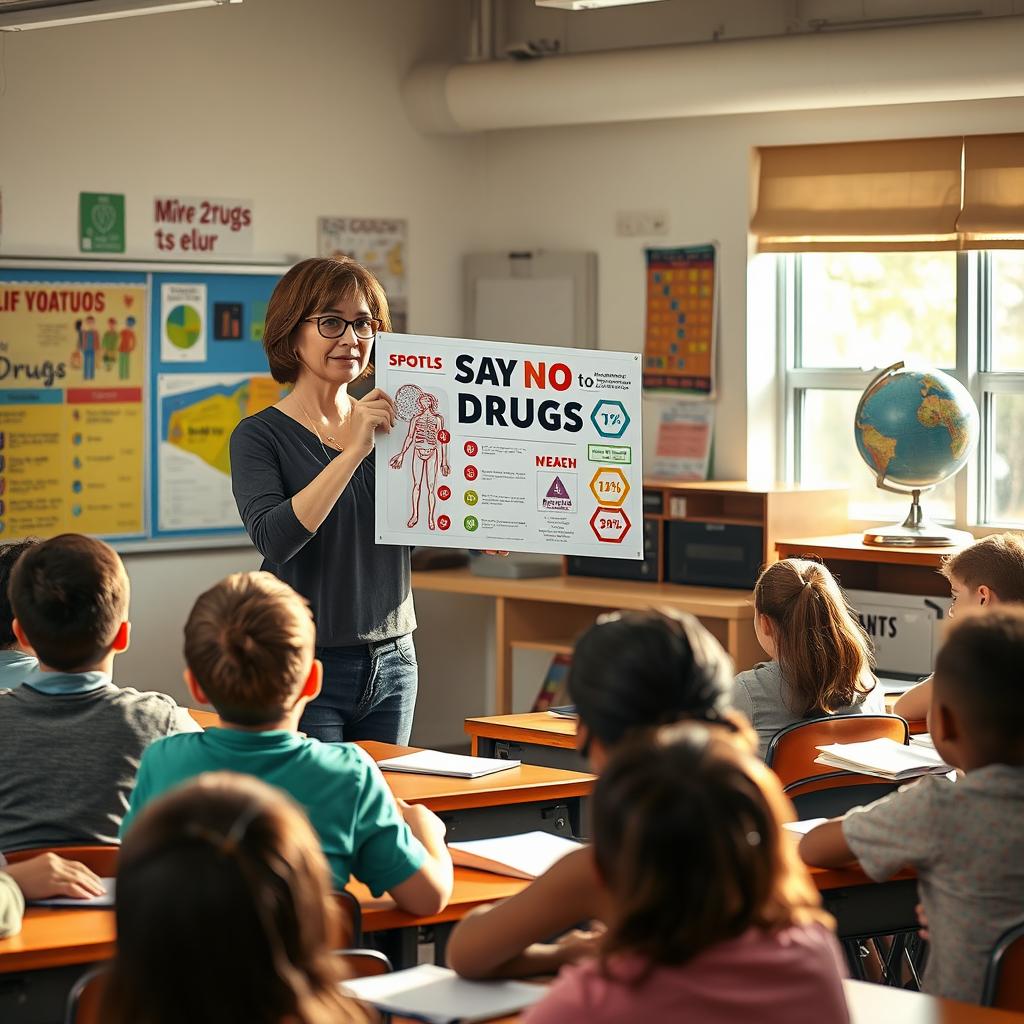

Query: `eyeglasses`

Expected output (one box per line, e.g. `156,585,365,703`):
302,314,381,341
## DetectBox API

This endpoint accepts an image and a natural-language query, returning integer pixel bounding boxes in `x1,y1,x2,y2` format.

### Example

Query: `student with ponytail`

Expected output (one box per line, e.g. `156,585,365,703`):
735,558,884,760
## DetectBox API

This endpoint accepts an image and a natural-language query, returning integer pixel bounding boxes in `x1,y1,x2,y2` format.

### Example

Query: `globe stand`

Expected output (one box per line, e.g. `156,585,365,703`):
862,489,973,547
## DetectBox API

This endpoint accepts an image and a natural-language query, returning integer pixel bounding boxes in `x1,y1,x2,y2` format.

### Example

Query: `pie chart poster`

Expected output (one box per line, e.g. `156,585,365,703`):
160,282,207,363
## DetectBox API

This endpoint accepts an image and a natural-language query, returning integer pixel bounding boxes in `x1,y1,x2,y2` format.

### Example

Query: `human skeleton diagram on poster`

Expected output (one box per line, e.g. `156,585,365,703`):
389,384,452,530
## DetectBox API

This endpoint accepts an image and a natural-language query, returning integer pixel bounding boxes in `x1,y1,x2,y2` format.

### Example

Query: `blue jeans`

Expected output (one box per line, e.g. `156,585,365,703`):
300,635,418,745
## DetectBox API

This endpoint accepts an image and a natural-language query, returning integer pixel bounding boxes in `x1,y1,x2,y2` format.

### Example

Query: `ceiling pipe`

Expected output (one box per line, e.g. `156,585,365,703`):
403,15,1024,135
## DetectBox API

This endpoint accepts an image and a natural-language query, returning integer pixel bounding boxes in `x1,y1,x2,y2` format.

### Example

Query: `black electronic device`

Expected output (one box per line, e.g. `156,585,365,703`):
665,520,764,589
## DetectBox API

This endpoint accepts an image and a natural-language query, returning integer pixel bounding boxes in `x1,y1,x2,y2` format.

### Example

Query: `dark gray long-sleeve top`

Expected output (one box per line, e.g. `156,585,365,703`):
230,407,415,646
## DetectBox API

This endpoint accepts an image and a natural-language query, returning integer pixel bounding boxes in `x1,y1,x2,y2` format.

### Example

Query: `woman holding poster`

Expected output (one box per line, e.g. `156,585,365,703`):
229,257,416,744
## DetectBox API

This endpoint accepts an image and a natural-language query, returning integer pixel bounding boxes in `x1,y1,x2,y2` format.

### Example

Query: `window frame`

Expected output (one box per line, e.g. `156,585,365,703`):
777,250,1024,530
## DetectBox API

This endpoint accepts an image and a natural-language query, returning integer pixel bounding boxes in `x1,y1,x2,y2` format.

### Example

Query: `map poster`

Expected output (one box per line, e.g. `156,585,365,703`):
0,280,146,540
643,243,718,396
161,283,207,363
317,216,407,332
375,334,643,559
157,373,287,532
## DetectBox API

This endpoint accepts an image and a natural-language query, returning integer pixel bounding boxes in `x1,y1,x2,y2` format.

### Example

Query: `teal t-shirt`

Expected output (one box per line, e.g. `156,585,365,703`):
120,729,426,895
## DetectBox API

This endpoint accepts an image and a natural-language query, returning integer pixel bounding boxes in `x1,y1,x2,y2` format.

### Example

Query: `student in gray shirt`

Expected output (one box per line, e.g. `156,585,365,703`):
0,539,39,690
733,559,885,759
0,534,198,852
800,607,1024,1005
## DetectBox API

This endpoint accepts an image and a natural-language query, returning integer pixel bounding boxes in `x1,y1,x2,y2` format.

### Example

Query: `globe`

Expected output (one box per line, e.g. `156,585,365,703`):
854,362,979,546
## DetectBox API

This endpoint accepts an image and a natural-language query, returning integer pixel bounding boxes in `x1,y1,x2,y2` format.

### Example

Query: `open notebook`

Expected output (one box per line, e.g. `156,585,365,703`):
341,964,545,1023
376,750,520,779
28,878,116,908
449,831,583,880
815,738,951,781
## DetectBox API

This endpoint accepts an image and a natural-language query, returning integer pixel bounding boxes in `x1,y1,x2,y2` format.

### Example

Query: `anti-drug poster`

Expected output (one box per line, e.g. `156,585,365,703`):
375,334,643,559
0,280,146,540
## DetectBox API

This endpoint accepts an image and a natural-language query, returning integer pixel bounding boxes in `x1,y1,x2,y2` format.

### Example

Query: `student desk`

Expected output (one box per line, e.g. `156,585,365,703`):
464,713,585,771
187,707,219,728
412,568,760,715
808,860,918,943
361,741,595,842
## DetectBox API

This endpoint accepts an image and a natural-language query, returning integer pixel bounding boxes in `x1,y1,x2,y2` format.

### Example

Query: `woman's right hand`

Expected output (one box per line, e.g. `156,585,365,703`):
348,388,397,459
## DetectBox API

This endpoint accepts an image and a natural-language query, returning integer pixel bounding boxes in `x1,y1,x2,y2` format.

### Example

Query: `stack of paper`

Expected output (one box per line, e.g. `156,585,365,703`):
814,738,951,781
546,705,577,719
782,818,828,837
909,733,937,751
341,964,545,1023
449,831,583,880
376,750,520,779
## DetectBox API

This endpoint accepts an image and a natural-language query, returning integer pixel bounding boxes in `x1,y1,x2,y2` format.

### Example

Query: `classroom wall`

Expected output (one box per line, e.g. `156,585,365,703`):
0,0,493,745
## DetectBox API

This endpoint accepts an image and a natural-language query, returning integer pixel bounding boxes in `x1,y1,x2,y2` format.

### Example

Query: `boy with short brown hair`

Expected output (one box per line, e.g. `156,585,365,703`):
894,531,1024,722
0,534,198,851
801,607,1024,1004
121,571,453,916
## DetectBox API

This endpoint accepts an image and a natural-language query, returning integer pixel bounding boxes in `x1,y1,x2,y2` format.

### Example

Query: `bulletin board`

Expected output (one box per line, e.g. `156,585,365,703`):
0,258,289,552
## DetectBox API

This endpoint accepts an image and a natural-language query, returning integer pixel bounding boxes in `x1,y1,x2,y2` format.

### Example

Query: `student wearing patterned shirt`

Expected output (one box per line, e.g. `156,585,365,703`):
801,607,1024,1004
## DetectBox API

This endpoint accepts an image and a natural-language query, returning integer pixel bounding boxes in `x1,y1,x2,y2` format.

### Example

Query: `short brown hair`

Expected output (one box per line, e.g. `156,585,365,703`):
262,257,391,384
106,772,364,1024
9,534,128,671
184,572,315,725
934,606,1024,756
754,558,875,716
941,533,1024,603
594,722,830,978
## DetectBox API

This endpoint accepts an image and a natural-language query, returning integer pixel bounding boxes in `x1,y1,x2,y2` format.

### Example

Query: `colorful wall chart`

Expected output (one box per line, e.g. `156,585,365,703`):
0,262,287,549
643,244,718,396
0,272,147,542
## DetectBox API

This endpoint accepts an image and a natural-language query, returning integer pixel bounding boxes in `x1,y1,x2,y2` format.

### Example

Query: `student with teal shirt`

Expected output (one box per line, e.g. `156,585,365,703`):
0,539,39,689
121,571,453,914
0,535,199,852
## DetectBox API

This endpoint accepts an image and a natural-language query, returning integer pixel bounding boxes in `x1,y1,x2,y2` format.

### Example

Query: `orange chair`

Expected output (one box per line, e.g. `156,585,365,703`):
766,714,910,819
5,845,119,877
983,921,1024,1011
64,965,109,1024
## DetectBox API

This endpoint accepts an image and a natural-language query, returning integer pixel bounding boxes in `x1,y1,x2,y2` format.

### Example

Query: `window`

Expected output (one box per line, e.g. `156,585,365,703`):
779,251,1024,527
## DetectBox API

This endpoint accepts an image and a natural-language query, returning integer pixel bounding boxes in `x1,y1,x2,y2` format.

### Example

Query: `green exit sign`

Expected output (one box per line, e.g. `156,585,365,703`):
80,192,125,253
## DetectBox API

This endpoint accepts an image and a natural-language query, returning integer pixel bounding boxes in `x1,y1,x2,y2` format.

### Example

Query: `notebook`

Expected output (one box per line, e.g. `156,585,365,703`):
814,738,951,781
376,750,520,779
28,878,116,907
448,831,583,880
341,964,545,1023
546,705,577,719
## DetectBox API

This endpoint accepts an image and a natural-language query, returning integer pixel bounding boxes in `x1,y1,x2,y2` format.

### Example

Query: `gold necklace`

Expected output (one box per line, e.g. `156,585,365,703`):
294,395,341,453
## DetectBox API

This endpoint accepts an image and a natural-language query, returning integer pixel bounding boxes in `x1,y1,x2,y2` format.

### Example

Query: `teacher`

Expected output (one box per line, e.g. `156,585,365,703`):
229,256,416,744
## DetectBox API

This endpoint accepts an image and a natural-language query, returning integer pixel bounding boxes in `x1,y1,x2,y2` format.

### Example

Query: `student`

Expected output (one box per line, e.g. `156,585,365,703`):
0,851,104,938
894,532,1024,723
0,534,199,852
0,539,38,688
734,558,885,760
447,609,750,979
104,772,365,1024
800,607,1024,1005
120,571,452,915
523,723,849,1024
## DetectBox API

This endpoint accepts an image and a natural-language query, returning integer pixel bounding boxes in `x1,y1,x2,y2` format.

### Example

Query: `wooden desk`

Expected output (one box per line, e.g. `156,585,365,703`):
413,568,760,714
775,533,958,597
187,707,219,729
808,861,918,942
363,741,595,841
465,713,585,771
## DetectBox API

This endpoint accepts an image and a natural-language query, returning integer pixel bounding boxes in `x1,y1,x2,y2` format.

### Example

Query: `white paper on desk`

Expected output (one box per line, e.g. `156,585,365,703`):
449,831,583,880
377,749,520,779
814,738,950,781
342,964,545,1023
28,878,115,907
782,819,828,837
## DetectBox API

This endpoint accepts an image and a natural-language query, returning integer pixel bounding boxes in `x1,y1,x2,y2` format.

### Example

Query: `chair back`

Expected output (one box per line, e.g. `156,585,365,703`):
784,772,901,819
983,920,1024,1011
64,965,110,1024
334,948,393,978
334,889,362,948
5,845,119,877
766,714,910,788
